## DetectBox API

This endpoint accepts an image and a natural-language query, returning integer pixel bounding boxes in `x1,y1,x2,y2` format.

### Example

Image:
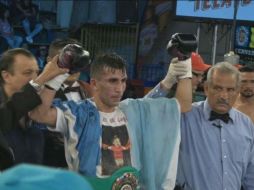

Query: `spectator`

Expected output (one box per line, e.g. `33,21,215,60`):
0,48,67,170
47,38,93,101
165,52,210,102
15,0,43,44
191,52,211,101
36,45,47,72
0,5,23,48
234,65,254,122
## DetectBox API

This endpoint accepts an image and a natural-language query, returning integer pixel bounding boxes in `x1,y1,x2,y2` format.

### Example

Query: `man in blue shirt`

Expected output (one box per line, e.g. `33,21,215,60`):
177,62,254,190
148,61,254,190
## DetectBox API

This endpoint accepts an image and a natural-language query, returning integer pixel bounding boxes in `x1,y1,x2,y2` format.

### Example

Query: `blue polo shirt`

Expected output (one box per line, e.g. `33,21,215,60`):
177,100,254,190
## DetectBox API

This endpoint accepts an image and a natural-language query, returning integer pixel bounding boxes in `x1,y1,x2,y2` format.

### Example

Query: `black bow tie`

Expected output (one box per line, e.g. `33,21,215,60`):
63,86,80,93
209,111,230,124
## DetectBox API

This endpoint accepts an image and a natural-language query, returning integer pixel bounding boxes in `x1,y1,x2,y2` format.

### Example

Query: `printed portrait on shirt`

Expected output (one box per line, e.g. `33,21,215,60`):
101,122,131,175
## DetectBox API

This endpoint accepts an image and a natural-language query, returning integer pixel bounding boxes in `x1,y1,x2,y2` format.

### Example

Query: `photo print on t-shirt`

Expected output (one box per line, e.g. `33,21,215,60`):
101,124,131,175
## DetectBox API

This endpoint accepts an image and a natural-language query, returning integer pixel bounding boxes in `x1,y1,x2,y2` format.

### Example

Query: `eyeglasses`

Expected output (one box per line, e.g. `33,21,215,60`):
192,72,204,78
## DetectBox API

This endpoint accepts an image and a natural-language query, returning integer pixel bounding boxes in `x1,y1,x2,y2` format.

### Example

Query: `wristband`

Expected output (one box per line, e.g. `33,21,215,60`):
29,80,44,92
45,73,70,91
44,84,55,91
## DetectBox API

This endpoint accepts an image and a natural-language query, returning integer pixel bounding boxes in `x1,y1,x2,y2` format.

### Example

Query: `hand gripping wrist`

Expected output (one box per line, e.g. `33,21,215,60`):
161,72,176,89
45,73,70,91
178,58,192,79
161,59,180,89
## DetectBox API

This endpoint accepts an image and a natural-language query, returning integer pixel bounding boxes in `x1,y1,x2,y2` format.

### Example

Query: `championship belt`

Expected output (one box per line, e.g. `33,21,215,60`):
84,166,140,190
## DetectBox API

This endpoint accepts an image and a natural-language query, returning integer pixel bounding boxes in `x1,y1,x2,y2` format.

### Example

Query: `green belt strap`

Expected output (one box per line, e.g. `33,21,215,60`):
84,166,140,190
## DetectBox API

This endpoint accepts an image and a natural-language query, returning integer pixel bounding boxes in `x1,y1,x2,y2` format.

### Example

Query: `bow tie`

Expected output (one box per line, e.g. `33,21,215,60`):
63,86,80,93
209,111,230,124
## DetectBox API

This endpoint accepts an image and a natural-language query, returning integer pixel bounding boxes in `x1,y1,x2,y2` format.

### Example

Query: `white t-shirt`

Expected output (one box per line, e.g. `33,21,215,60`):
54,100,132,177
96,107,132,177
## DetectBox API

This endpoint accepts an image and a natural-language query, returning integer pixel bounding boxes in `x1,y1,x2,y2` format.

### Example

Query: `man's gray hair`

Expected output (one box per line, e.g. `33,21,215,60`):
206,61,240,88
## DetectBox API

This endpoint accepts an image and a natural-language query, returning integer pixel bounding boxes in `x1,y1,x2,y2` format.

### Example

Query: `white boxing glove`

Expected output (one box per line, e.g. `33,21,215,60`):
161,58,189,89
178,57,192,79
45,73,70,91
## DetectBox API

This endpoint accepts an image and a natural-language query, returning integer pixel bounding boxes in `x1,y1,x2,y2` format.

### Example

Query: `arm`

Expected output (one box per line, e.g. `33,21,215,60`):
146,58,192,112
242,130,254,189
145,58,180,98
29,56,69,127
29,87,57,126
0,83,41,131
174,58,192,113
175,78,192,113
243,155,254,190
145,57,189,98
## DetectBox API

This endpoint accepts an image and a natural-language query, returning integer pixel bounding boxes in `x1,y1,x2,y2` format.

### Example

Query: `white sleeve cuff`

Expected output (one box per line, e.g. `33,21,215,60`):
47,107,67,133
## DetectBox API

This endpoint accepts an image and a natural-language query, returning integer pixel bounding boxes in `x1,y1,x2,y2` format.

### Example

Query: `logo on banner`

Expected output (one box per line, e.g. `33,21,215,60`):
236,26,250,47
